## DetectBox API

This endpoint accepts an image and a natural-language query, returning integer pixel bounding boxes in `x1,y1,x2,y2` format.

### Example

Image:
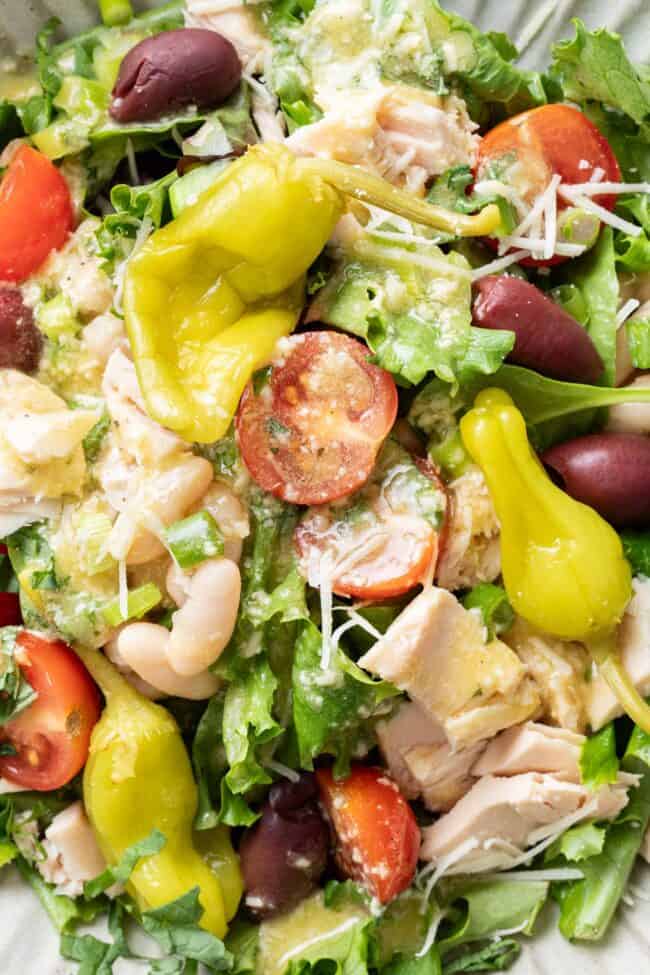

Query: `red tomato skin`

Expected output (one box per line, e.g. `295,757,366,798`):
316,765,420,904
236,331,398,506
0,633,101,790
295,455,448,601
476,104,621,266
0,146,74,283
0,592,21,627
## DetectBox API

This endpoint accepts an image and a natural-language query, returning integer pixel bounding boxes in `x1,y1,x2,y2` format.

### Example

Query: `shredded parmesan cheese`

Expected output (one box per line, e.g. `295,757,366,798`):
471,250,530,281
616,298,641,329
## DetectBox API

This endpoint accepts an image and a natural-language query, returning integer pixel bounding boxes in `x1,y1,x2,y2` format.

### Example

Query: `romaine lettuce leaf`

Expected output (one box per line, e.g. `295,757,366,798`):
570,228,619,386
311,231,513,388
550,21,650,135
438,877,548,952
192,490,308,827
553,722,650,941
292,621,399,775
579,724,620,790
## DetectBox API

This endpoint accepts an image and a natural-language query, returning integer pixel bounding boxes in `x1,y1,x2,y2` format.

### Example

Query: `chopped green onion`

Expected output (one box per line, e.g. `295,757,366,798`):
36,294,80,339
102,583,162,627
165,511,224,569
77,512,114,576
98,0,134,27
558,207,600,249
626,318,650,369
548,283,589,326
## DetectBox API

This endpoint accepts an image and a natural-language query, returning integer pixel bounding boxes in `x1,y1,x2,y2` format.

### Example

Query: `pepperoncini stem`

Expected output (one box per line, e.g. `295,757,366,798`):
588,634,650,734
74,643,135,701
459,388,650,731
300,156,503,237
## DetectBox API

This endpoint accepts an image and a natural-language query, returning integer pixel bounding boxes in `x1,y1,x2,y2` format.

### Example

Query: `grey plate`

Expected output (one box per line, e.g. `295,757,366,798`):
0,1,649,972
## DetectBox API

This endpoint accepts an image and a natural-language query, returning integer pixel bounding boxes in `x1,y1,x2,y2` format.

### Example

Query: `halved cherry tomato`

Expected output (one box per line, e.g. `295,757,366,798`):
316,765,419,904
0,632,101,790
0,592,21,627
476,104,621,264
0,146,74,283
236,331,398,505
296,457,448,600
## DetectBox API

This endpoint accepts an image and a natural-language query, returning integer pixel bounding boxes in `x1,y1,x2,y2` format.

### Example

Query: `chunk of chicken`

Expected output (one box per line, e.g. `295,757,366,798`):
436,467,501,590
185,0,271,70
81,312,125,371
39,219,113,321
473,722,584,782
359,587,539,747
40,801,107,897
376,701,485,811
102,349,186,468
288,84,478,195
505,617,590,733
0,371,96,534
420,771,631,873
587,578,650,730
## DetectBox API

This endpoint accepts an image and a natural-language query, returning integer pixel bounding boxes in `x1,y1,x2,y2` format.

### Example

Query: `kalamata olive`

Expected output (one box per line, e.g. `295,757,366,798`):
239,773,329,919
542,433,650,527
473,275,603,384
110,29,241,124
0,286,42,373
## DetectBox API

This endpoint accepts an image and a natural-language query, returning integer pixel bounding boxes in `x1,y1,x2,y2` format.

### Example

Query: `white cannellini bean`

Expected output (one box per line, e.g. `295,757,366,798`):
607,374,650,435
197,482,249,564
165,557,241,676
106,622,221,699
125,455,214,565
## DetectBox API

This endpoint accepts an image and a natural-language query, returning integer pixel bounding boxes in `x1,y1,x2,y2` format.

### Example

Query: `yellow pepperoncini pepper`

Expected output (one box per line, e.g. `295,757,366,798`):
75,646,242,936
124,143,502,444
460,388,650,734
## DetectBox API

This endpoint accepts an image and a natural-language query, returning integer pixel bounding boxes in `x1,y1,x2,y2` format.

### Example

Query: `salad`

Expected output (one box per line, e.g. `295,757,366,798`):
1,0,650,971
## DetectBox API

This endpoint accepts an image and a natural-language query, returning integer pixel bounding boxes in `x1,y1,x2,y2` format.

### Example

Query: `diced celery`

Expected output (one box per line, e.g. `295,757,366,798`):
558,207,600,249
53,76,108,125
36,294,80,340
32,119,89,159
93,31,145,91
169,160,231,217
102,583,162,627
165,511,224,569
99,0,134,27
428,430,471,479
76,512,115,576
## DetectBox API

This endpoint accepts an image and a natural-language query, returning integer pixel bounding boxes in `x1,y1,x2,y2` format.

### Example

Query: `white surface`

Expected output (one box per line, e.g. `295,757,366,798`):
1,0,650,972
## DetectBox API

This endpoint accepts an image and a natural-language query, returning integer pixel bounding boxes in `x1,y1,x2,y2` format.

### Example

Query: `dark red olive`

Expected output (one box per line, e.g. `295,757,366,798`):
239,773,329,919
0,286,42,373
110,29,241,124
473,276,603,384
542,433,650,527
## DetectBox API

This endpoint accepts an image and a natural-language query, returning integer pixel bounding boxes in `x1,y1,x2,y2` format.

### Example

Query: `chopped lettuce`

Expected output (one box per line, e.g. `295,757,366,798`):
442,941,520,973
461,584,514,640
544,822,607,864
620,530,650,577
579,724,620,790
0,627,38,723
436,2,547,118
311,229,513,388
552,722,650,940
570,228,619,386
192,490,308,827
438,877,548,953
550,21,650,135
292,620,399,775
